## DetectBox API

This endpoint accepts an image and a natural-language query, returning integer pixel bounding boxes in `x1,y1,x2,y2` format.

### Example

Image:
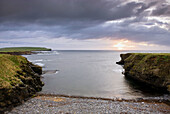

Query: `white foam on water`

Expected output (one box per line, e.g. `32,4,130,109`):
112,69,124,73
44,59,52,61
34,63,45,67
34,59,43,62
51,51,60,55
55,71,59,74
37,51,59,55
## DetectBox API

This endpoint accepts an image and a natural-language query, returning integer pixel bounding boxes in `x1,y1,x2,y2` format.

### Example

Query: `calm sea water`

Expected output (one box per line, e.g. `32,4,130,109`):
24,50,170,99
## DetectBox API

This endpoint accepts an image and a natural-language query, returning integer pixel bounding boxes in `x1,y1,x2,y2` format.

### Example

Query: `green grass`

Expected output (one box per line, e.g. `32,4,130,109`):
127,53,170,62
0,47,51,52
129,53,170,56
0,47,50,89
0,54,27,89
0,54,44,110
123,53,170,90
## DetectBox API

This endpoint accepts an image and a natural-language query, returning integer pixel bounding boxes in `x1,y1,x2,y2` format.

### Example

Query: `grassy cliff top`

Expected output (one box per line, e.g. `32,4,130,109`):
0,54,28,89
0,47,51,52
119,53,170,92
128,53,170,56
122,53,170,63
0,54,44,111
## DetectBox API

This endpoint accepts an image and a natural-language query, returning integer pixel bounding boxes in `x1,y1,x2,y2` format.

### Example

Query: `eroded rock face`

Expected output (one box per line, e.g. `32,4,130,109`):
0,51,33,55
117,53,170,93
0,55,44,112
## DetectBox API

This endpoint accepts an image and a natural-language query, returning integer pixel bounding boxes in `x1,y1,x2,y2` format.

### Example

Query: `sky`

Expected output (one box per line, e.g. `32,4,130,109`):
0,0,170,50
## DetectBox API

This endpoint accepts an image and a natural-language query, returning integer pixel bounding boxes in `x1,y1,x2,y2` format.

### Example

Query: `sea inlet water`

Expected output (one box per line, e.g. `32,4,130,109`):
24,50,169,99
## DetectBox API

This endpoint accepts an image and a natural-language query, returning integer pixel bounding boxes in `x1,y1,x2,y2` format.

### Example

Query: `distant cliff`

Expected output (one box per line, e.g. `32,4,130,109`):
117,53,170,93
0,54,44,112
0,47,51,55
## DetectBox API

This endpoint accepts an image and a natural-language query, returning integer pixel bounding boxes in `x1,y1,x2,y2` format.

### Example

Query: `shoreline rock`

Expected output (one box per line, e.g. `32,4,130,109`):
116,53,170,93
0,51,34,55
0,55,44,113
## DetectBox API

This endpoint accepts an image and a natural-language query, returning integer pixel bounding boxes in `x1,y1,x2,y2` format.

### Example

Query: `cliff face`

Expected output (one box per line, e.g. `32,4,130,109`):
0,54,44,112
0,51,33,55
117,53,170,92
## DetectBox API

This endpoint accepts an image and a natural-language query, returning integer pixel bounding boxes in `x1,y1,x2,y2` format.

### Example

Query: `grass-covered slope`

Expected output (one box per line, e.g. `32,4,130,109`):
0,54,44,112
117,53,170,92
0,47,51,55
0,47,51,52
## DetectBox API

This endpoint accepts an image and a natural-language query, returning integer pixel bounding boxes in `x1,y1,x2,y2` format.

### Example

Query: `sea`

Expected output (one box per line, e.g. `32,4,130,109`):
23,50,170,99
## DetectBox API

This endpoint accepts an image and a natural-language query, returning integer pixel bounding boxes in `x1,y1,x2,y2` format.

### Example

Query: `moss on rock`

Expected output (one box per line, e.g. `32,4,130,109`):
0,54,44,112
117,53,170,93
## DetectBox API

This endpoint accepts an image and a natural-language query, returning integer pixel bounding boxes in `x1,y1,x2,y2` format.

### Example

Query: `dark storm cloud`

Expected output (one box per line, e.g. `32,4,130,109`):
0,0,119,23
152,5,170,16
0,0,159,31
0,0,157,23
0,0,170,48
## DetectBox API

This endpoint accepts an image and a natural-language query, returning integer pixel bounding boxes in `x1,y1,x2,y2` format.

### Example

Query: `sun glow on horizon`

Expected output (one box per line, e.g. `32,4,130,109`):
111,39,164,50
113,42,126,50
113,39,135,50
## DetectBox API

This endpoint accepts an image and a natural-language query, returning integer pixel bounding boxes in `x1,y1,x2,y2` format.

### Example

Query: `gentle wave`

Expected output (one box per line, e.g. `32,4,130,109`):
37,93,170,103
112,69,124,73
55,70,59,74
34,63,45,67
37,51,59,55
42,70,59,75
32,59,52,62
33,59,43,62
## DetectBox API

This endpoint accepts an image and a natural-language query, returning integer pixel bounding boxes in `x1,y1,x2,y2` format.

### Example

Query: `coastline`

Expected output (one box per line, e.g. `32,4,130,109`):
5,94,170,113
0,54,44,112
0,47,51,55
37,93,170,105
1,50,170,113
0,51,36,55
117,53,170,93
0,47,51,113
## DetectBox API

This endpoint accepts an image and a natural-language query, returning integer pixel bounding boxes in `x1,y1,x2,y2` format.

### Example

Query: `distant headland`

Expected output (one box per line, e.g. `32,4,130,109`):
0,47,51,55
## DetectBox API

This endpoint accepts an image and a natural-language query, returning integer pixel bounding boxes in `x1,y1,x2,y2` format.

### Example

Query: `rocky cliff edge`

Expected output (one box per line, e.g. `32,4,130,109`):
117,53,170,93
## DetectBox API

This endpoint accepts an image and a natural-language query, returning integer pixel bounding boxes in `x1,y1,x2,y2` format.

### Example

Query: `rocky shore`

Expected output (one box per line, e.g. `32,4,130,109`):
5,95,170,113
1,52,170,113
0,55,44,113
117,53,170,93
0,51,35,55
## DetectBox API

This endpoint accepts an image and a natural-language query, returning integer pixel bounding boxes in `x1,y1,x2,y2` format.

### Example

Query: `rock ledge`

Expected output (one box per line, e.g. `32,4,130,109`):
117,53,170,93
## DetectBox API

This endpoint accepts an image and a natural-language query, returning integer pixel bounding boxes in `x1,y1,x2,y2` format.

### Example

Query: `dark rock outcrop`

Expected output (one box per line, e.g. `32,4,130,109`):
117,53,170,93
0,55,44,112
0,51,34,55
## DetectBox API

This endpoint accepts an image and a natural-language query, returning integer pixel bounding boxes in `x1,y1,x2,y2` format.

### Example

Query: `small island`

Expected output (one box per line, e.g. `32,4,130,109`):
0,47,51,112
117,53,170,93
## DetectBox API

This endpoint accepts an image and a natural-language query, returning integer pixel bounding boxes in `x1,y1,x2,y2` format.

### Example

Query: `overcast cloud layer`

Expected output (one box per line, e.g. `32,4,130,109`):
0,0,170,49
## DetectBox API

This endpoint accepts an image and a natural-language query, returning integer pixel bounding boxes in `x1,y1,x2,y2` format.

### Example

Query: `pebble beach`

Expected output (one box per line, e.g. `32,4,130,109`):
5,95,170,114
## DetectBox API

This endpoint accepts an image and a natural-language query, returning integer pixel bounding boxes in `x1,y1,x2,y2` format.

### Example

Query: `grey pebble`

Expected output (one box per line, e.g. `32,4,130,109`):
5,96,170,114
